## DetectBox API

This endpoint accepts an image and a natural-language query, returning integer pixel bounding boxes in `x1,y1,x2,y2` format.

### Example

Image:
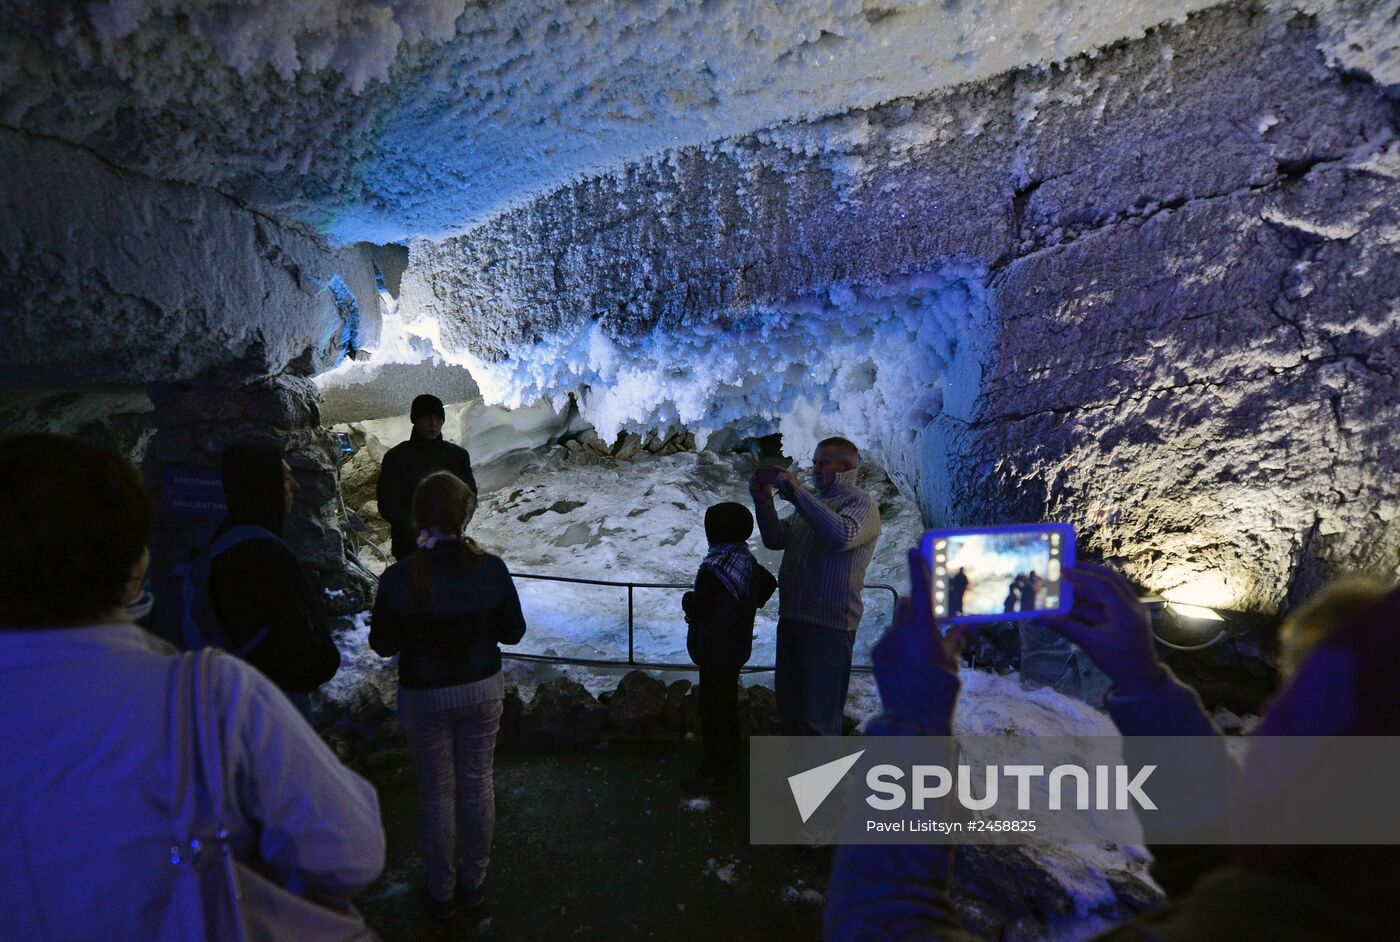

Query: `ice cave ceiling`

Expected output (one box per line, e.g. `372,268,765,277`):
1,0,1240,240
1,0,1399,612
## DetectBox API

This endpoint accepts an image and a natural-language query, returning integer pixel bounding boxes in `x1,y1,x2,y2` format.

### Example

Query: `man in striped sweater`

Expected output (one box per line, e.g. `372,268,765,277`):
750,436,881,737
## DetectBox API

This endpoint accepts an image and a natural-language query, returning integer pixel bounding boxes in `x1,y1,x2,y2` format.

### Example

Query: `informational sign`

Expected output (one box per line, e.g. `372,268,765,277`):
162,466,227,519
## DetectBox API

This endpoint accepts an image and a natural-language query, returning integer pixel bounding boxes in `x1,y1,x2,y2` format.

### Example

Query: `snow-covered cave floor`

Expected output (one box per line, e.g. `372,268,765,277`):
323,446,1159,932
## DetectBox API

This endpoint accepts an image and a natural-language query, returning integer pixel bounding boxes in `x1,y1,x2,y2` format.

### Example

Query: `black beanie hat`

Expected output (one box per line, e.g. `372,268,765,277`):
411,394,446,422
705,502,754,544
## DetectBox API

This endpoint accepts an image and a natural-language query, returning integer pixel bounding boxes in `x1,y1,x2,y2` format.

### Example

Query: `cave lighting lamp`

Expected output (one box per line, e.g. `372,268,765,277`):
1164,601,1225,623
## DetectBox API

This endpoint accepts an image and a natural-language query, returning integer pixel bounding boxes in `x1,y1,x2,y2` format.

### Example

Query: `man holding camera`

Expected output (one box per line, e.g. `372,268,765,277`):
750,436,881,737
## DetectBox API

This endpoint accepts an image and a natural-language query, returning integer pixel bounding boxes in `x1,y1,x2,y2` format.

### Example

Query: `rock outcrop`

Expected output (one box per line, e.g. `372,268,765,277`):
144,376,371,611
0,129,381,389
323,667,793,750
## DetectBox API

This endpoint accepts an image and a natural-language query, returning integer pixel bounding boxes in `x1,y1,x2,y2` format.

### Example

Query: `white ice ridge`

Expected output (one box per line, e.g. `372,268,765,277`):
1284,0,1400,90
357,265,993,462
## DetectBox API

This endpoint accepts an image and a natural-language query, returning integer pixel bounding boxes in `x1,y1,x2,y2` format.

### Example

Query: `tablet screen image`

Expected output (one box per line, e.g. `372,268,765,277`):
920,524,1075,625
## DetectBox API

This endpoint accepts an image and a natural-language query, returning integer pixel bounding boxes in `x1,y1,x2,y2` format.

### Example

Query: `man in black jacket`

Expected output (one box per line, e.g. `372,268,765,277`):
209,441,341,714
377,394,477,560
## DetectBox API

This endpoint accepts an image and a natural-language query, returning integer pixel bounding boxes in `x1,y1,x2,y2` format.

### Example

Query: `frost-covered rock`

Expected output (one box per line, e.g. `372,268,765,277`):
0,387,154,465
0,0,1271,241
0,129,380,388
604,669,668,739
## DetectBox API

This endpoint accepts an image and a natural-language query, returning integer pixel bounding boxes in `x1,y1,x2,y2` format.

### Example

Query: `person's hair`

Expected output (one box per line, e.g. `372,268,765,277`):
409,471,487,607
0,434,151,626
816,436,860,465
220,438,287,532
1279,575,1390,676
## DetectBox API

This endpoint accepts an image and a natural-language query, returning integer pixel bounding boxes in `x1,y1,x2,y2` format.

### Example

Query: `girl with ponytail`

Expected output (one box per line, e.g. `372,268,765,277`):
369,471,526,919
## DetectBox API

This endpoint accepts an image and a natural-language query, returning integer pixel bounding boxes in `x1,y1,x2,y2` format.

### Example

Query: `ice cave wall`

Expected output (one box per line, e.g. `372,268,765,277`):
398,4,1400,612
0,2,1395,614
0,127,382,387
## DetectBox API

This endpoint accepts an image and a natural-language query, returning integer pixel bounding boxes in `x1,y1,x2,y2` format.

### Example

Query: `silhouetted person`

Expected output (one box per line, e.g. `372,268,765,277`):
209,441,341,716
948,567,969,616
1022,569,1044,611
751,436,881,737
0,435,383,939
682,502,777,792
1277,574,1388,675
377,394,477,560
1004,574,1024,613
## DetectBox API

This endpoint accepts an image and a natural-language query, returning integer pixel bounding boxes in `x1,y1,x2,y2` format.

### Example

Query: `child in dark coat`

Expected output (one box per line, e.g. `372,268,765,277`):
682,502,777,792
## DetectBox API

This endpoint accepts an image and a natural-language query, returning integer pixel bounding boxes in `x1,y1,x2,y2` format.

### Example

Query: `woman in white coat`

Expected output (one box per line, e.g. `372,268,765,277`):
0,434,386,940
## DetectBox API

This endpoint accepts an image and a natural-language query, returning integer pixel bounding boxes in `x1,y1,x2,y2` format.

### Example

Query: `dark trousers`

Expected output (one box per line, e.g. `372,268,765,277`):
698,666,741,777
775,619,855,736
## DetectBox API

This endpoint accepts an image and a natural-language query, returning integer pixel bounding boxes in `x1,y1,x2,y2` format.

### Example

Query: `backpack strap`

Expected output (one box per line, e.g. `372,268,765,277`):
208,524,283,560
165,649,248,940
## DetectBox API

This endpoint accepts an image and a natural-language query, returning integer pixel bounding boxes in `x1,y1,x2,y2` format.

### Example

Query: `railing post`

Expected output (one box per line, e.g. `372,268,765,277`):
627,584,635,665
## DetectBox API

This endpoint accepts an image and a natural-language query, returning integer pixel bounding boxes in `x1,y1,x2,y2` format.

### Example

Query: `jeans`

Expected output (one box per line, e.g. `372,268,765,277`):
697,666,741,777
775,619,855,736
400,695,504,901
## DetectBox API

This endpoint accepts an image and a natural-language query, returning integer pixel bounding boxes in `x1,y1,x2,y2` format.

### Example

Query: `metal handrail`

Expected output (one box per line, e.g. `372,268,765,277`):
508,571,901,674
